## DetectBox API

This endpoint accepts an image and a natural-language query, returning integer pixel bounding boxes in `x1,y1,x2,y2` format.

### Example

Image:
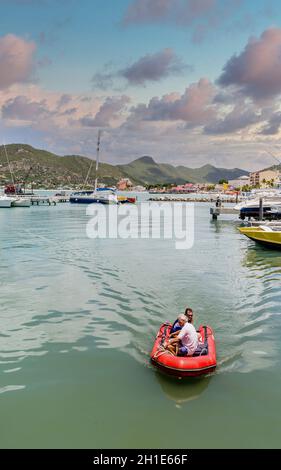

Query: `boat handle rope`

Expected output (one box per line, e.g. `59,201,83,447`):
153,324,170,359
203,325,209,355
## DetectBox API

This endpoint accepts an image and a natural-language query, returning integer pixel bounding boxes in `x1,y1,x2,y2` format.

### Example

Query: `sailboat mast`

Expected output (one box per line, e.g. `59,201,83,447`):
94,130,101,193
3,142,15,185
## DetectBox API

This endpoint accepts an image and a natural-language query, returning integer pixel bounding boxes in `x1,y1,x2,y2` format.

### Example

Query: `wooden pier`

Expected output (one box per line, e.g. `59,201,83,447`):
149,196,240,203
30,195,69,206
210,197,266,221
210,206,238,219
31,196,56,206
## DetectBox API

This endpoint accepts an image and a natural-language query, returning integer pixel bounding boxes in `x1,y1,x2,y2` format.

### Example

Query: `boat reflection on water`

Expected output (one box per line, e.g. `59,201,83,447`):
154,371,211,407
242,245,281,271
210,218,240,234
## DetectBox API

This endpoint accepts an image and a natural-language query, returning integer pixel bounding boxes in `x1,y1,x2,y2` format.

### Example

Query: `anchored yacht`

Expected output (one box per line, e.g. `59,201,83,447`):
70,131,118,205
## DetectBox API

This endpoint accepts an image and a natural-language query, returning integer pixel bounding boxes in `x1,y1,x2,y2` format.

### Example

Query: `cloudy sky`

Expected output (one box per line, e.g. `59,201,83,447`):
1,0,281,170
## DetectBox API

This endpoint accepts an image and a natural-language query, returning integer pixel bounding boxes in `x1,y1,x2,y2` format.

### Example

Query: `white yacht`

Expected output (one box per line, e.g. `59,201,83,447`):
11,197,31,207
0,195,13,208
234,189,281,219
235,195,281,211
70,188,118,204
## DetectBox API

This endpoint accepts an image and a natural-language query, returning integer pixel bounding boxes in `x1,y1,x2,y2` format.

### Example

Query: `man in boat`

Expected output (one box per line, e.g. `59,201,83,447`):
170,307,193,335
170,307,203,342
165,314,204,357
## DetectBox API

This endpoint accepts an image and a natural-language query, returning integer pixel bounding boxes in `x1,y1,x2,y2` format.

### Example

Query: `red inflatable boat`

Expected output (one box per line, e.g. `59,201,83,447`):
150,323,217,378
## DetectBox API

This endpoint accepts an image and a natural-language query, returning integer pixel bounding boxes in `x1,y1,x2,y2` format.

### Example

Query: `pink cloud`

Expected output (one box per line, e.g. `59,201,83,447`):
121,48,187,85
205,101,262,134
122,0,238,43
0,34,36,89
92,49,188,89
80,95,131,128
123,0,217,25
2,95,52,121
123,0,174,24
0,86,102,128
260,112,281,135
218,28,281,100
177,0,216,24
130,78,216,125
56,94,72,108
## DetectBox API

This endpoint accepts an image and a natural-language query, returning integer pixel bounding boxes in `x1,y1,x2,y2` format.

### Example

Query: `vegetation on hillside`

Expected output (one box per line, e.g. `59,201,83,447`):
0,144,248,188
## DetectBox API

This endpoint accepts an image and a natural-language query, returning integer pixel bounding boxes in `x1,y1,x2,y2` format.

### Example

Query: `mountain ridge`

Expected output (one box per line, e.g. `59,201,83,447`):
117,156,248,185
0,144,248,188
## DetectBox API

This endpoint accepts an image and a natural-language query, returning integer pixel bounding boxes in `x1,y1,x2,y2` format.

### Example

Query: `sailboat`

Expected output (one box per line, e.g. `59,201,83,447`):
70,131,118,205
1,143,31,207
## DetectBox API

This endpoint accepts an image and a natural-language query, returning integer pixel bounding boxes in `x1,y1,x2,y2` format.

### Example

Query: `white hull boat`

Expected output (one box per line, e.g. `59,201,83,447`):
11,197,31,207
234,197,281,212
0,196,13,208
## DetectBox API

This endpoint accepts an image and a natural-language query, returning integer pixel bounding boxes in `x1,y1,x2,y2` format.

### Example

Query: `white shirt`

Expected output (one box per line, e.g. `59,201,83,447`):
178,322,198,356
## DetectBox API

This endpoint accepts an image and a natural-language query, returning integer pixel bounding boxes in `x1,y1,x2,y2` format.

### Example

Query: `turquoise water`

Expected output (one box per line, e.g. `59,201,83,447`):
0,201,281,448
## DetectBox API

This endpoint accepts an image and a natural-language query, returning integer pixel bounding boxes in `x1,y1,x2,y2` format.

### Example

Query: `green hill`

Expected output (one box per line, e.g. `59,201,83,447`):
0,144,125,188
0,144,248,188
118,156,248,185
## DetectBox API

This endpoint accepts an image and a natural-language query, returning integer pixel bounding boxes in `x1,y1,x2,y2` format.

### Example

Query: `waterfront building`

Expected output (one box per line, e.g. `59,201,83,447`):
249,169,280,187
131,185,146,192
228,175,250,189
170,183,196,193
117,178,133,191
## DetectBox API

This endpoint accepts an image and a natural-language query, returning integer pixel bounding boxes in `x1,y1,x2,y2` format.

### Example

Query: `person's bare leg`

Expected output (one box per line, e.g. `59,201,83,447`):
167,344,177,355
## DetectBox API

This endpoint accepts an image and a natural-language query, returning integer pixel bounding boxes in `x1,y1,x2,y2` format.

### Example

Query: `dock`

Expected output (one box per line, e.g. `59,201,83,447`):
31,196,57,205
210,197,269,221
210,206,237,219
30,195,69,206
149,196,240,203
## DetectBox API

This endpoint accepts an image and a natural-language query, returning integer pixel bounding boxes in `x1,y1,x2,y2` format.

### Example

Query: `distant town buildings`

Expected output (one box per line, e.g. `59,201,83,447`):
249,169,280,188
170,183,196,193
228,175,250,189
132,185,146,192
117,178,133,191
116,168,281,193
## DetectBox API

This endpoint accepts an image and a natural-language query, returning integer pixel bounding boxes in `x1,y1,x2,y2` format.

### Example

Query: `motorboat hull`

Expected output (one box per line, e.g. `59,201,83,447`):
239,226,281,249
117,196,137,204
239,206,274,220
0,198,12,208
70,189,118,205
11,198,31,207
70,195,117,204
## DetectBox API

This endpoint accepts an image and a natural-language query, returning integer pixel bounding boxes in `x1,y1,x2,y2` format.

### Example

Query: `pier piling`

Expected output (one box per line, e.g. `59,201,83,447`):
259,197,264,221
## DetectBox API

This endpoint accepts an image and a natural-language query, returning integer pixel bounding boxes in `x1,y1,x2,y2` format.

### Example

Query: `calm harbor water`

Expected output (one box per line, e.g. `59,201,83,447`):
1,198,281,448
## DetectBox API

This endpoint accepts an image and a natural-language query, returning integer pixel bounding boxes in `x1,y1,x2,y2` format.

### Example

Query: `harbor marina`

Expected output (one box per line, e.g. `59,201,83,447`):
1,200,281,448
